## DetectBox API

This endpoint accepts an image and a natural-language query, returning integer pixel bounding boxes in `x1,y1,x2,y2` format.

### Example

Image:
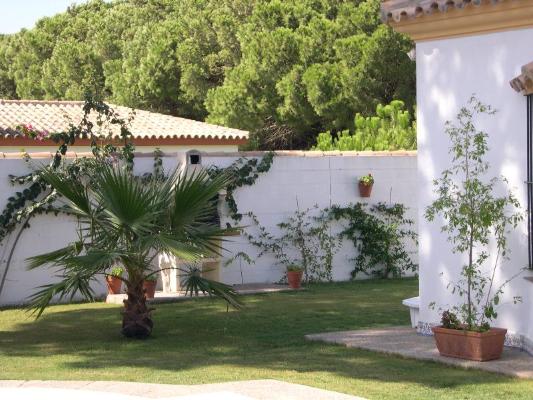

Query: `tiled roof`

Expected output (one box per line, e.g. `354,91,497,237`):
0,100,248,141
381,0,505,23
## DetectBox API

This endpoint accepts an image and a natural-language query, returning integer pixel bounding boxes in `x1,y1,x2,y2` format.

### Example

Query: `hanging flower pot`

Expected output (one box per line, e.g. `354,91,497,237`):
143,276,157,299
358,173,374,197
105,266,124,295
286,265,304,289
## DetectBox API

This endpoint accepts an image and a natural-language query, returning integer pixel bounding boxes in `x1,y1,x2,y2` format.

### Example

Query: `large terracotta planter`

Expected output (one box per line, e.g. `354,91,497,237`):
143,280,157,299
432,326,507,361
358,182,373,198
287,271,303,289
106,276,122,295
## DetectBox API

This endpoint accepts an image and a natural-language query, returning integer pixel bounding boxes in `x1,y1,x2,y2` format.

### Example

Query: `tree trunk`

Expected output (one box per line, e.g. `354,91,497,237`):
121,281,154,339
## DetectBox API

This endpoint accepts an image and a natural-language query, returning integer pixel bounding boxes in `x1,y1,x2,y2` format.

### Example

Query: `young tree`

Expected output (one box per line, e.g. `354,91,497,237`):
425,97,523,331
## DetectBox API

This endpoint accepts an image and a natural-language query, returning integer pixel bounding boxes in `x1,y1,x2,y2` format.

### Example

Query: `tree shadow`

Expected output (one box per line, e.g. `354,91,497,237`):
0,281,524,398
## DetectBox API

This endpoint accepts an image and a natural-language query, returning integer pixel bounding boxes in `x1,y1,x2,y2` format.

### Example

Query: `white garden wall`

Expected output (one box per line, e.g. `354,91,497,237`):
202,151,417,284
416,27,533,350
0,150,417,306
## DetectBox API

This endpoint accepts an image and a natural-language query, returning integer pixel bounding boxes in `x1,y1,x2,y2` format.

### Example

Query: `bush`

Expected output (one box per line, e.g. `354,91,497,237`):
313,100,416,151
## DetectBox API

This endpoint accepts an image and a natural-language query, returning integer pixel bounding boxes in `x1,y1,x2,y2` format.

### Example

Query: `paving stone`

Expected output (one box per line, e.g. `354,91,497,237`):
106,284,303,304
0,379,365,400
305,326,533,379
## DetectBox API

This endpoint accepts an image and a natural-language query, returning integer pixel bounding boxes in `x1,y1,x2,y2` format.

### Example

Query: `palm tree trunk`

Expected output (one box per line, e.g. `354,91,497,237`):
121,281,154,339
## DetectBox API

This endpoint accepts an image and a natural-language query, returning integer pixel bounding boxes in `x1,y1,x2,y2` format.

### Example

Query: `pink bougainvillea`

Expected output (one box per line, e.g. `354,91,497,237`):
15,124,51,140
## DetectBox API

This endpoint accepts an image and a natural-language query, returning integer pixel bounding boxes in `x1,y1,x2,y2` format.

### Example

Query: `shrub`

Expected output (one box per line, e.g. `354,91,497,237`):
313,100,416,151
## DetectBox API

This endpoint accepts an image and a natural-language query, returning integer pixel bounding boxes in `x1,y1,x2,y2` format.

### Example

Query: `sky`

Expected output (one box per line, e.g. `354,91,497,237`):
0,1,92,34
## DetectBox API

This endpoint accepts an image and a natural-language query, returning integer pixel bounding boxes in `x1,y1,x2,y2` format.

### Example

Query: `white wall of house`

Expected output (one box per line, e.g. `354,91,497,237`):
416,27,533,348
0,151,417,306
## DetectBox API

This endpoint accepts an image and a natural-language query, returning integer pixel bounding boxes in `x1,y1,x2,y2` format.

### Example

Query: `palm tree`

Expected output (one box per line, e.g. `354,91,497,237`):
26,161,240,339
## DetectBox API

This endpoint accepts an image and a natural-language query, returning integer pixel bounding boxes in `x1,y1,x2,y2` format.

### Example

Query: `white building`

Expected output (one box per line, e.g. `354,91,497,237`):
382,0,533,352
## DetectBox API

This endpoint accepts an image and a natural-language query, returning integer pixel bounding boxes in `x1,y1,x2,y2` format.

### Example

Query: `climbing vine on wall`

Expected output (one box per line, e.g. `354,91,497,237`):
329,202,418,279
0,98,143,297
207,151,275,221
0,97,136,243
244,205,341,283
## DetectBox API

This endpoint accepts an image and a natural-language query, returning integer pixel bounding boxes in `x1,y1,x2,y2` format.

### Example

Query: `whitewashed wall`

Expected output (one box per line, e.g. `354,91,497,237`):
203,152,418,285
416,27,533,349
0,154,182,306
0,151,417,306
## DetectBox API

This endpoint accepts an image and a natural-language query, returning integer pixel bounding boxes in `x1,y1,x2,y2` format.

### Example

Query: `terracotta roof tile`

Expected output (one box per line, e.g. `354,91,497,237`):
0,100,248,141
381,0,505,23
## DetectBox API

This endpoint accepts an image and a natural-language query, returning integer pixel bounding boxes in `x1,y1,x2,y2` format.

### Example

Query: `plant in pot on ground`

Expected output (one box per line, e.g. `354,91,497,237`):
358,173,374,197
425,97,523,361
105,266,124,295
143,273,158,299
286,264,304,289
245,204,340,284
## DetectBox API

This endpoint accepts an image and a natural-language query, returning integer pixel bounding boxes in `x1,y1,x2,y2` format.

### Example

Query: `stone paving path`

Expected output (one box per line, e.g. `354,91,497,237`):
305,326,533,379
106,284,301,304
0,379,365,400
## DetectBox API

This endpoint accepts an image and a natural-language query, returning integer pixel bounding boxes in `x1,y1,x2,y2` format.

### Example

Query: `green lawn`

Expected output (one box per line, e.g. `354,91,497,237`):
1,278,532,399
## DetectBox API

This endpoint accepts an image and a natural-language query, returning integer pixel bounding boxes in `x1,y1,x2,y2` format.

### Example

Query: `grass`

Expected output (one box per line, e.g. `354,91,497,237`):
0,278,532,399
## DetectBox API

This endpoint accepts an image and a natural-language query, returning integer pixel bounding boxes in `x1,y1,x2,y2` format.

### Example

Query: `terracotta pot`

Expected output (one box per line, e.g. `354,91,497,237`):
358,182,373,198
106,276,122,295
143,280,157,299
432,326,507,361
287,271,303,289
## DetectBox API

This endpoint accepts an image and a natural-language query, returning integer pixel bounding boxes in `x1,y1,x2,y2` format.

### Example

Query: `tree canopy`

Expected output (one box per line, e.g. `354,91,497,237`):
0,0,415,149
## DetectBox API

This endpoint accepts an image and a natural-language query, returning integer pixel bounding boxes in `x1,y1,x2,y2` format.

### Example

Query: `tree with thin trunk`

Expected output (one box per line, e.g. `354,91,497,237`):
425,96,523,331
27,161,240,339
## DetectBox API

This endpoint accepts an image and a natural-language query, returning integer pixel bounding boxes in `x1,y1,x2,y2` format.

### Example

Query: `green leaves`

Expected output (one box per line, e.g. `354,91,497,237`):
312,100,416,151
330,202,417,279
181,266,241,309
425,96,523,331
25,156,245,316
1,0,415,150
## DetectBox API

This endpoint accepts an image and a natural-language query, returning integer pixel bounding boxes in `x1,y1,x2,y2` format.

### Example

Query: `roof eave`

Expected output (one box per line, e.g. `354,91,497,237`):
0,136,248,147
382,0,533,42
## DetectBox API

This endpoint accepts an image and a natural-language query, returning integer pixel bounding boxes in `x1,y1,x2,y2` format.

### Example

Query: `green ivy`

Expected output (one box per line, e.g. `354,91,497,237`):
245,206,340,283
329,202,418,279
207,151,275,221
0,97,136,242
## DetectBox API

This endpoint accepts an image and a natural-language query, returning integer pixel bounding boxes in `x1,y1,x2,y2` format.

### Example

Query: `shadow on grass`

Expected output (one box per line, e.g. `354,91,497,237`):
0,279,521,395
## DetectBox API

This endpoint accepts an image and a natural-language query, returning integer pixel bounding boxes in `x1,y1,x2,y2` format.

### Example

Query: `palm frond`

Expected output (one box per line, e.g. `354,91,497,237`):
181,267,242,309
61,249,122,274
92,165,161,236
26,271,97,318
26,241,83,270
171,169,230,231
39,167,92,217
142,233,207,261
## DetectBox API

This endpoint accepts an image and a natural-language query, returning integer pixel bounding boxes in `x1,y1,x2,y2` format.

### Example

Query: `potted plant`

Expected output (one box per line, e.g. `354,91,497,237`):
358,173,374,197
286,264,304,289
105,266,124,295
143,274,158,299
425,97,523,362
